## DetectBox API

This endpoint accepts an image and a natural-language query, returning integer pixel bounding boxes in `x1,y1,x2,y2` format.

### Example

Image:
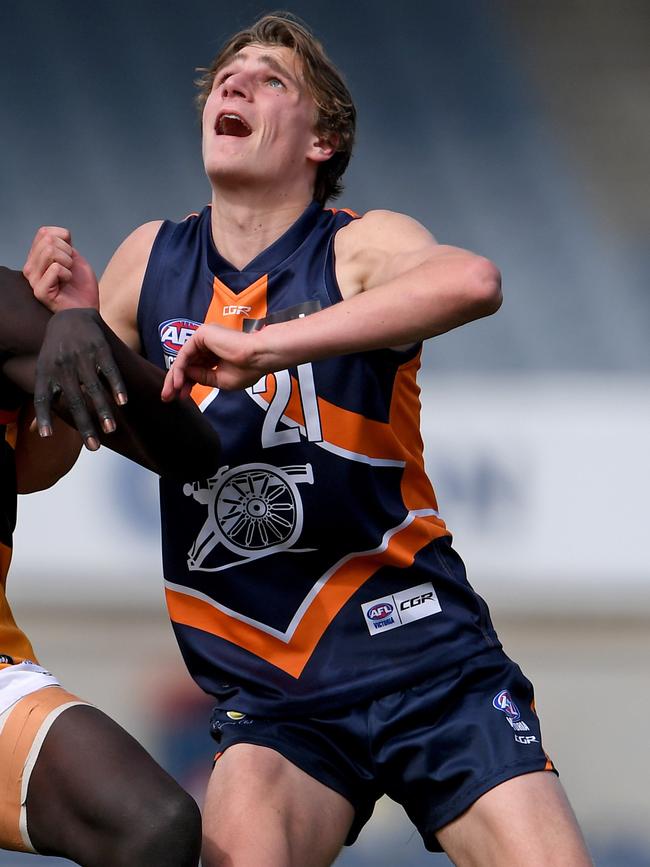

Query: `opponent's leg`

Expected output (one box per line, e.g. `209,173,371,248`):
436,771,592,867
26,701,202,867
201,743,355,867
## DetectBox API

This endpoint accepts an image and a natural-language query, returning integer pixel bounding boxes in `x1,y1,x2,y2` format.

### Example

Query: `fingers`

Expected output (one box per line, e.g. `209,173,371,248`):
75,354,118,437
34,371,100,451
161,361,190,401
160,368,178,402
59,362,105,449
33,371,56,440
35,261,73,306
24,227,73,282
94,342,128,407
23,227,75,308
187,364,220,389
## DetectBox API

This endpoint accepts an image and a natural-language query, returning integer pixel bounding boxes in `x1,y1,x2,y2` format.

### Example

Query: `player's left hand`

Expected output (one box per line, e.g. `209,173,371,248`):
34,308,128,450
161,324,264,400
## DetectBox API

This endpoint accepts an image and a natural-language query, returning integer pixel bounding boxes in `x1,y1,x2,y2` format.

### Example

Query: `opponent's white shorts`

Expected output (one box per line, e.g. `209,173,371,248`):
0,665,88,852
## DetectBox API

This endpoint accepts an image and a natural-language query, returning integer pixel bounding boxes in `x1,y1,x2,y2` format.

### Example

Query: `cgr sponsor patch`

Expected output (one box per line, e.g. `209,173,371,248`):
361,582,441,635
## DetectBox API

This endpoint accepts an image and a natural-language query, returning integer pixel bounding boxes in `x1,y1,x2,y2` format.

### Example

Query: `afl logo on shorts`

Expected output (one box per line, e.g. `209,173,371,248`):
492,689,521,720
159,318,202,368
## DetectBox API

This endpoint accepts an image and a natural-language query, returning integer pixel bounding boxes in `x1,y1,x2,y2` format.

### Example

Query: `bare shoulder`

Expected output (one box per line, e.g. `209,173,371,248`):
101,220,163,291
99,220,163,350
343,209,437,248
334,209,438,297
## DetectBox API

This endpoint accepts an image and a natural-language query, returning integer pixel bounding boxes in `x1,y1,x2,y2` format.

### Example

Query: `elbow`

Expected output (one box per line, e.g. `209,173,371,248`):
468,256,502,317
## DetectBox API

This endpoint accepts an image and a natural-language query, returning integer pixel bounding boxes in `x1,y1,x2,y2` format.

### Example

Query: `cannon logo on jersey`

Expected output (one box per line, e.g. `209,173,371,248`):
159,318,202,369
183,462,316,572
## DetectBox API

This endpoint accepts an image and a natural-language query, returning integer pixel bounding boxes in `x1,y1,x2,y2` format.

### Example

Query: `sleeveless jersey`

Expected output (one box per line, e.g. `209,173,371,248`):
0,388,38,670
138,201,499,716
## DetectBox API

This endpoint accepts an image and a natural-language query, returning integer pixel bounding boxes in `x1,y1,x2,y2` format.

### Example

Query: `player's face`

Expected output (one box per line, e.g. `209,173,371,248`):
202,44,328,194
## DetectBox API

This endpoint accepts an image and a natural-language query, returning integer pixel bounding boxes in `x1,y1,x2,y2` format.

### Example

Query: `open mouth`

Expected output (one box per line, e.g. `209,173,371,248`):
216,112,253,137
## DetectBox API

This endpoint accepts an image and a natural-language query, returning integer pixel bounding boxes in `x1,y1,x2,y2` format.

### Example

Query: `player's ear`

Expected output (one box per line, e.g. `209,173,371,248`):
308,132,338,163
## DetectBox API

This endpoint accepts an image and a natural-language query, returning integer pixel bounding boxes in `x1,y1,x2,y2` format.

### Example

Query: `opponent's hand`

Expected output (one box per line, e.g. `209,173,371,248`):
23,227,100,312
34,309,127,450
161,324,263,400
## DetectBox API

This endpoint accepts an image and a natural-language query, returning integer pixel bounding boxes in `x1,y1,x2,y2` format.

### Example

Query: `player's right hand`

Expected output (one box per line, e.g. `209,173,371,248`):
23,226,100,312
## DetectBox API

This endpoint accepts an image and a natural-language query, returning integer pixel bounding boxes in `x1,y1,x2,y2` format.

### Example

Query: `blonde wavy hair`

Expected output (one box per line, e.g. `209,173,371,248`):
195,12,356,204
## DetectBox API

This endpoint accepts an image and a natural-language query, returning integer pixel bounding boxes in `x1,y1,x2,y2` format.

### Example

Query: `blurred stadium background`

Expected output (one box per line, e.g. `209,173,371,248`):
2,1,649,864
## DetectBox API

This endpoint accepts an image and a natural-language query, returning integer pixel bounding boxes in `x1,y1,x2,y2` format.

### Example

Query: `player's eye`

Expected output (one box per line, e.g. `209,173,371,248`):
267,77,285,89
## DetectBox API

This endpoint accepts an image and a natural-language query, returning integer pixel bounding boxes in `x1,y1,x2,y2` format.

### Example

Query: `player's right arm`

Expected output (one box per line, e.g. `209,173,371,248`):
98,221,163,351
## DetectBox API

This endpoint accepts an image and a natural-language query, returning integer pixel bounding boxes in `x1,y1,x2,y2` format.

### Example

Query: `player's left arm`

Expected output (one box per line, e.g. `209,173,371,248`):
331,208,502,347
162,210,501,396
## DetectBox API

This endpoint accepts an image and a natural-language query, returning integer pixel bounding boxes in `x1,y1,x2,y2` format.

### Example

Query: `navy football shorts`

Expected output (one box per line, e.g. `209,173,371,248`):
209,647,556,852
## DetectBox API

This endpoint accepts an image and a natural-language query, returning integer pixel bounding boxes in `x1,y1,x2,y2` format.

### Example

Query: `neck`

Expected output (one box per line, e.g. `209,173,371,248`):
209,184,314,270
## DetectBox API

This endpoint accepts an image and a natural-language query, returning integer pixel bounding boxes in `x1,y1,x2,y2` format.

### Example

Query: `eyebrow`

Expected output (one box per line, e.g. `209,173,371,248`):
258,54,298,85
224,50,300,88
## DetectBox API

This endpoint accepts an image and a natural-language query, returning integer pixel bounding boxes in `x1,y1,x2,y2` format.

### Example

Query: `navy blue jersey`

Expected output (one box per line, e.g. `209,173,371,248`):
138,201,499,716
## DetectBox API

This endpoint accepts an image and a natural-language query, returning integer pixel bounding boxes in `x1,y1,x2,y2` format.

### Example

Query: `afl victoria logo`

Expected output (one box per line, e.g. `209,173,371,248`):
159,318,202,357
367,602,394,621
492,689,521,720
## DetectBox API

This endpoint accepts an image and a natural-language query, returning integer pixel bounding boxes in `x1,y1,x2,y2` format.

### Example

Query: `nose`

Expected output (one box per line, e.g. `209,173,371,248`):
221,71,251,101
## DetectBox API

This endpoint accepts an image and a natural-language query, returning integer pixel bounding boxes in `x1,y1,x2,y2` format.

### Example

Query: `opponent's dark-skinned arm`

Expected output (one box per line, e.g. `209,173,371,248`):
0,267,220,480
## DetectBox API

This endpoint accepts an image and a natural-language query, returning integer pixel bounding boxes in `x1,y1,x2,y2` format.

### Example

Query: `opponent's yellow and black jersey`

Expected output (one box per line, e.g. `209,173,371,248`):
0,385,38,669
138,201,500,716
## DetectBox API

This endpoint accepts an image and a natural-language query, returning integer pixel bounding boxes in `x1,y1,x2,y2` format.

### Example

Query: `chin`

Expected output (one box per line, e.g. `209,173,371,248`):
205,162,256,189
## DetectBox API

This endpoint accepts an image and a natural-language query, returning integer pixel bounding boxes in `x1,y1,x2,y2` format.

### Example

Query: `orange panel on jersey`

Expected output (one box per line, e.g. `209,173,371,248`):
166,512,447,679
390,353,443,515
191,274,269,406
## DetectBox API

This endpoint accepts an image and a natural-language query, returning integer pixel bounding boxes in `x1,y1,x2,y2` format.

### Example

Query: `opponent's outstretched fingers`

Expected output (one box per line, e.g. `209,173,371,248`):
32,374,57,440
74,354,118,436
34,357,100,451
34,369,100,449
94,342,128,409
55,365,101,450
